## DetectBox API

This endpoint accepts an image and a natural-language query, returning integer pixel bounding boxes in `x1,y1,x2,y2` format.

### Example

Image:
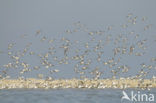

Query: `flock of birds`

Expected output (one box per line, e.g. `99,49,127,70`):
0,13,156,81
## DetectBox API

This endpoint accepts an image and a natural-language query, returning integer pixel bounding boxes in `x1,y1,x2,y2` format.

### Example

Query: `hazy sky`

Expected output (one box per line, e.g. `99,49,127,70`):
0,0,156,79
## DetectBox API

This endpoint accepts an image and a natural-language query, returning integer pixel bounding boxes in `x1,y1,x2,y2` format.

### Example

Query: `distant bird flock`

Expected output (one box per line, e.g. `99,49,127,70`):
0,13,156,89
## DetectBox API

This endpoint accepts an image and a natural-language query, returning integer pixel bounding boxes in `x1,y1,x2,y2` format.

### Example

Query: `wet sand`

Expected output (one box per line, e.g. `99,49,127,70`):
0,78,156,89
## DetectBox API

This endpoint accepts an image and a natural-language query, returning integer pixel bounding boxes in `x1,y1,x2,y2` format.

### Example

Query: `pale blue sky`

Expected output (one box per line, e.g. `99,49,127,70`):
0,0,156,79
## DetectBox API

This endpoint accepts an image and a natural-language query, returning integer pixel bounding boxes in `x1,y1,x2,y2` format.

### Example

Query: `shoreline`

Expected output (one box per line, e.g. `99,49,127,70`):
0,78,156,89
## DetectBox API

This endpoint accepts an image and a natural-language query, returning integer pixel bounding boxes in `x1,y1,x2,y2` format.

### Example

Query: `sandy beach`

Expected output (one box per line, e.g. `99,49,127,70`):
0,78,156,89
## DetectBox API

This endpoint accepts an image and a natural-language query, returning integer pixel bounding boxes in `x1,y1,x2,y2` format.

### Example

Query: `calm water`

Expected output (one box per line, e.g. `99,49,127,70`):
0,89,156,103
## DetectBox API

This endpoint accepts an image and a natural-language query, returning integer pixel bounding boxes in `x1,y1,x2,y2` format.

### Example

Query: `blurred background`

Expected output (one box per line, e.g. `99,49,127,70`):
0,0,156,79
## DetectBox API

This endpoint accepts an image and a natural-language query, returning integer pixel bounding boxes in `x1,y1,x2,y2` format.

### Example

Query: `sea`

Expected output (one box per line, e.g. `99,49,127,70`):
0,89,156,103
